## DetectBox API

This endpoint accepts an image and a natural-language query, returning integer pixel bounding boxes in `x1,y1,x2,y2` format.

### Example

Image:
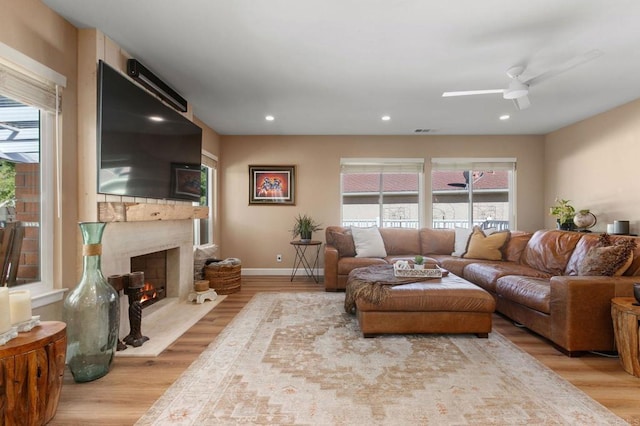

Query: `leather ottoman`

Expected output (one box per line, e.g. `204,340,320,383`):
353,272,496,337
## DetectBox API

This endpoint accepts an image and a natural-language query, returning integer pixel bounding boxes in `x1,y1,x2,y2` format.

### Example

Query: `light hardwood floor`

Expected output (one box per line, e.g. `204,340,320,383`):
50,276,640,425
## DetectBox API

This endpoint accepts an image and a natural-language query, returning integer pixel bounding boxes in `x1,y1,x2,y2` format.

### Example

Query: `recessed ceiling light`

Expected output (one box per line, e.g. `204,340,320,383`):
499,114,510,120
148,116,164,122
381,115,391,121
265,115,275,121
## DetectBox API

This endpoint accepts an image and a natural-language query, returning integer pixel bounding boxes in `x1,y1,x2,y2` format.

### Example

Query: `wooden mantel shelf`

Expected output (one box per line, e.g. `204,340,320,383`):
98,202,208,222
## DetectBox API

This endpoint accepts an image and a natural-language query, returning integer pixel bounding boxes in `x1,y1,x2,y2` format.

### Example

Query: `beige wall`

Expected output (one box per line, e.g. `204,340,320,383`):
1,8,221,319
219,135,545,269
5,0,639,282
545,98,640,234
0,0,78,304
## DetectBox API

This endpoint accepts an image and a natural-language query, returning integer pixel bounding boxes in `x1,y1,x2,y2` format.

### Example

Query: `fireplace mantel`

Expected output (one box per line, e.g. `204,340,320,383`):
98,202,208,222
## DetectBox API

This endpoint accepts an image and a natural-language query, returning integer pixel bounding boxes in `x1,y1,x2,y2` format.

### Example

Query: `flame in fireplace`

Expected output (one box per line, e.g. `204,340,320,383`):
139,282,157,304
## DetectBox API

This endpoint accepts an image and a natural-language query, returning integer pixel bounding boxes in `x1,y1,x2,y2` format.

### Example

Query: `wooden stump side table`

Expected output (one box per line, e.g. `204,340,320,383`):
0,321,67,425
611,297,640,377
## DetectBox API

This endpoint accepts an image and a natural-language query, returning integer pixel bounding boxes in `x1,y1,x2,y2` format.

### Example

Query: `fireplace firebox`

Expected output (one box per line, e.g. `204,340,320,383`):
130,250,167,308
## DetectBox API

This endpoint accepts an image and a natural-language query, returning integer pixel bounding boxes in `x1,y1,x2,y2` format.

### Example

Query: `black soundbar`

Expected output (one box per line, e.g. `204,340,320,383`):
126,59,188,113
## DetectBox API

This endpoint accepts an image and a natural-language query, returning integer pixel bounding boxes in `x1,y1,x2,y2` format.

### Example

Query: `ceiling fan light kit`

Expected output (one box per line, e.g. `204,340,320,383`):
503,80,529,99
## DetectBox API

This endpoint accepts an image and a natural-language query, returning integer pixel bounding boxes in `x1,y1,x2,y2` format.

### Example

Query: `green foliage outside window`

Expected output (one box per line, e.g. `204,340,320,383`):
200,165,208,206
0,160,16,203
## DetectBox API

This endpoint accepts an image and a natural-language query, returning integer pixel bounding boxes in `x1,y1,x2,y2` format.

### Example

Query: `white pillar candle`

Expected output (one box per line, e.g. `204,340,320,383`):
9,290,32,325
0,287,11,334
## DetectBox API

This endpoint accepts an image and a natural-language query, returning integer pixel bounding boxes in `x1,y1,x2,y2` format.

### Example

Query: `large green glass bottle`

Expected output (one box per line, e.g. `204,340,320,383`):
63,222,119,382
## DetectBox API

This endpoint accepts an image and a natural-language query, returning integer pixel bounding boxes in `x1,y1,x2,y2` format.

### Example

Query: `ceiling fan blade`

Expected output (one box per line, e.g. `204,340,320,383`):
513,95,531,110
442,89,505,97
523,49,603,87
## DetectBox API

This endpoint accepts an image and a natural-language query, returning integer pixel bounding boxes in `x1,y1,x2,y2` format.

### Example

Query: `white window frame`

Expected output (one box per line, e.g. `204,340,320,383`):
0,42,66,307
430,157,516,229
194,150,217,246
340,158,424,228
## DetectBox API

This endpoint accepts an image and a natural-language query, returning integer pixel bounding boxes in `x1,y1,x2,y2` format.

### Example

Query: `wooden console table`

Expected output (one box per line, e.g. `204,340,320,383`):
611,298,640,377
0,321,67,425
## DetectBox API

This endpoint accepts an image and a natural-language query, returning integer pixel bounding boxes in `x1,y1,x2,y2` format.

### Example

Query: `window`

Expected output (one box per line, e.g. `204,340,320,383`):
0,43,65,303
341,158,424,228
431,158,515,230
194,151,217,246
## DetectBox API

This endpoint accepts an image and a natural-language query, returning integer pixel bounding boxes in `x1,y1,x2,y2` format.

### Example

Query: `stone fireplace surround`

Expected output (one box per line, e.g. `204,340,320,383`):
100,220,194,340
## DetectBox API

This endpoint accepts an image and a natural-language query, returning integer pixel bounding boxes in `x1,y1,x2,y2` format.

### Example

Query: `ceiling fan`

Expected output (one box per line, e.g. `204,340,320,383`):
442,50,603,111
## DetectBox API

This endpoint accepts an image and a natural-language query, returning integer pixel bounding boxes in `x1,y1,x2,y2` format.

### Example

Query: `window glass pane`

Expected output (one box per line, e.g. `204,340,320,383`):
432,168,511,230
194,164,214,246
0,94,41,286
342,172,382,227
342,170,421,228
381,173,419,228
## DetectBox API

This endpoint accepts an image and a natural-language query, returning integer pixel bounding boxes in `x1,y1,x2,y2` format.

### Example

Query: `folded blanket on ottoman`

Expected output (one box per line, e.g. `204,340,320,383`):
344,264,441,314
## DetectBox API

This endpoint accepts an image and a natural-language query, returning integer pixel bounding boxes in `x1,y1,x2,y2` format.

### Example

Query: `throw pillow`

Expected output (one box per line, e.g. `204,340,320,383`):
193,243,219,280
451,227,473,257
578,234,636,276
452,226,497,257
350,226,387,258
463,227,510,261
328,230,356,258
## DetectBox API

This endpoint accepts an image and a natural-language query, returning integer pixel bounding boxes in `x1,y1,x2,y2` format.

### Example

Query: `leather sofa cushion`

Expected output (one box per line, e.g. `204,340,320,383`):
503,231,533,263
438,256,482,277
379,227,421,255
496,276,551,314
520,230,582,276
463,262,551,293
337,257,386,275
419,228,455,255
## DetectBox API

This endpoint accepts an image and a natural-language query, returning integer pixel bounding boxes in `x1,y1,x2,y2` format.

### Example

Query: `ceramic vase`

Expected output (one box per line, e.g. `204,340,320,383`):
63,222,119,383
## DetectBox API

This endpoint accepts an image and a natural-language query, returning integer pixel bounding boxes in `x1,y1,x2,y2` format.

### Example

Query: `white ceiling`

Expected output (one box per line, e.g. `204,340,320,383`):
43,0,640,135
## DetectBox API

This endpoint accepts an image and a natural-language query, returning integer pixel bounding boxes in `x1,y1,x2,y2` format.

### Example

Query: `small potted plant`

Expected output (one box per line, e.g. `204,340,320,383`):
291,214,322,242
414,255,425,270
549,198,576,231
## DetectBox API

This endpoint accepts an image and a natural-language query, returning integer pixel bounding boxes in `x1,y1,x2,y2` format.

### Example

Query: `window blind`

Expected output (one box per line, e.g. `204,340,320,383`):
341,158,424,174
431,158,516,172
201,151,218,169
0,62,61,113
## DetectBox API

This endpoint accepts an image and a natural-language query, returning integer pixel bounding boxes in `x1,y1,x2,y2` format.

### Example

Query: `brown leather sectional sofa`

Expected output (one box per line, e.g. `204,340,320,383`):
324,226,640,356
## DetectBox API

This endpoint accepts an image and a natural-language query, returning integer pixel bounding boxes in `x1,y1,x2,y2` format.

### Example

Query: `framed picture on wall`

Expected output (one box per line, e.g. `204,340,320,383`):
249,165,296,205
171,163,202,201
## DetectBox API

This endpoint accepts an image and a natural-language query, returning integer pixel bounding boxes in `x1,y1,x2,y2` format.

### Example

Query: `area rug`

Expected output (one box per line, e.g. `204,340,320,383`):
137,292,627,425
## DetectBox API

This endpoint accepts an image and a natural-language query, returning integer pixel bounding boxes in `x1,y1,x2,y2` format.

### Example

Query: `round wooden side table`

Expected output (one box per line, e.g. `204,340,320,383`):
0,321,67,425
611,297,640,377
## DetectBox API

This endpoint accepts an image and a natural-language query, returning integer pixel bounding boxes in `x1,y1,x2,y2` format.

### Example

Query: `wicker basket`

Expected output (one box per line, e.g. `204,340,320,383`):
204,262,241,294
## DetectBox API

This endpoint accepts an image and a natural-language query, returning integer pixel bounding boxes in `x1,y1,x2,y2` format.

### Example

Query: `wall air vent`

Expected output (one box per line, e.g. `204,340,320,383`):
414,129,435,133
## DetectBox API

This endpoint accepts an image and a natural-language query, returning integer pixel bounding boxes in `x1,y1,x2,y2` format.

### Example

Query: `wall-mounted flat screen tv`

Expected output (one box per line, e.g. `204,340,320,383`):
97,60,202,202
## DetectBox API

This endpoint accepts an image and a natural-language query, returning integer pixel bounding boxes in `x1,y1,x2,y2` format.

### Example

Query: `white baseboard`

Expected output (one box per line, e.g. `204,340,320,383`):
241,268,325,277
